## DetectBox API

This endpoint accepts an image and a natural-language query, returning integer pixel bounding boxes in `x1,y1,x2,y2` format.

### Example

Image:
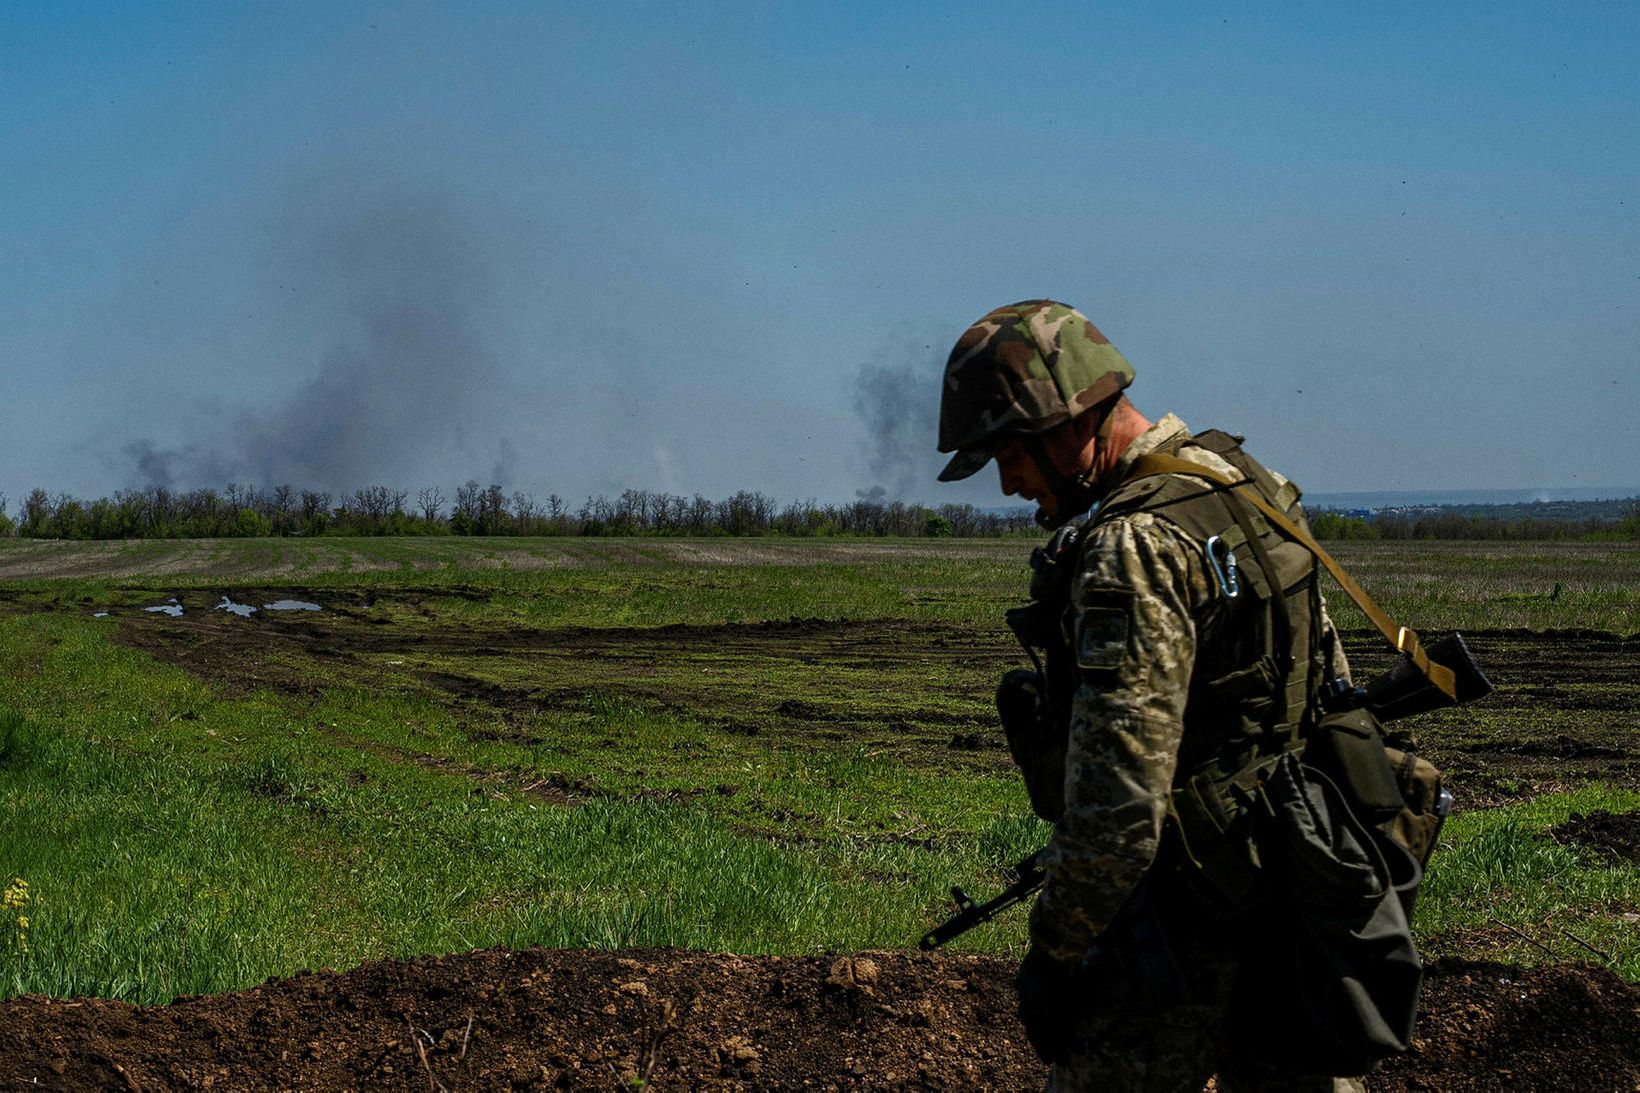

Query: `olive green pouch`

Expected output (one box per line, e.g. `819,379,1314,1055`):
1305,708,1448,867
1305,709,1405,827
1380,747,1448,867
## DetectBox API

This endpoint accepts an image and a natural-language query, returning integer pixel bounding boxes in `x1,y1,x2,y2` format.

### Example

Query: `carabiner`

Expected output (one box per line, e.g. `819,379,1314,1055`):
1204,535,1240,599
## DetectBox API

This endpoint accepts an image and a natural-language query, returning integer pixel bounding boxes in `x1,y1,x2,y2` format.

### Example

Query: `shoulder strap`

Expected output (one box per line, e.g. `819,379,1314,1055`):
1126,453,1457,700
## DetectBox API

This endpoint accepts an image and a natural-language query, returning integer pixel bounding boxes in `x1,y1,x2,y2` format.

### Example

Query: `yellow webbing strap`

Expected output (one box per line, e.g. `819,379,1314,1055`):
1126,453,1457,700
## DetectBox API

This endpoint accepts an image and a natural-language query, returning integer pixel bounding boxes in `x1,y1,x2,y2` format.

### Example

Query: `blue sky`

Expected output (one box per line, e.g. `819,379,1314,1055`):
2,1,1636,509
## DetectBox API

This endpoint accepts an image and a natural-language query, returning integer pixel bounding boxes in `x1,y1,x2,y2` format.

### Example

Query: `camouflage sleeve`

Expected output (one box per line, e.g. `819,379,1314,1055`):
1028,512,1210,962
1319,594,1352,685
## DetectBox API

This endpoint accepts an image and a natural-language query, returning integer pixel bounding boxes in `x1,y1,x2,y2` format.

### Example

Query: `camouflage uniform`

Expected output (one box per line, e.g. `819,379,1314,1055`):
937,303,1370,1089
1030,416,1360,1093
938,301,1371,1083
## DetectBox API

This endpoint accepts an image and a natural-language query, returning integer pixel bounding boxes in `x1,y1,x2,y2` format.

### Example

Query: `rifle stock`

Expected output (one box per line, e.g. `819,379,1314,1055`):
1362,631,1493,722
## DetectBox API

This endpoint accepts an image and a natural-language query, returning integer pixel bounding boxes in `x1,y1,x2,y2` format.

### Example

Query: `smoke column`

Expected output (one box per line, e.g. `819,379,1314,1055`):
122,189,513,494
850,341,946,500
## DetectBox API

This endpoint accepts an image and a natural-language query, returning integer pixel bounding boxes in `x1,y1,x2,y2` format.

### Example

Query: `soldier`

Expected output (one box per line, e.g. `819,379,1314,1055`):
937,300,1366,1091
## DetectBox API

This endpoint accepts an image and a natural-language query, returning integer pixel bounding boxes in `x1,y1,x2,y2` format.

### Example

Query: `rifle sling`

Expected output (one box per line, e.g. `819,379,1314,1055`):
1221,485,1292,676
1125,453,1458,700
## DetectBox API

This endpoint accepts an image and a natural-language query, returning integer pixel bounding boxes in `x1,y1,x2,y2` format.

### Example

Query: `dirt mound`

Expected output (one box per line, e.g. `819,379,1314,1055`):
1552,810,1640,864
1376,958,1640,1091
2,948,1032,1091
1,948,1635,1091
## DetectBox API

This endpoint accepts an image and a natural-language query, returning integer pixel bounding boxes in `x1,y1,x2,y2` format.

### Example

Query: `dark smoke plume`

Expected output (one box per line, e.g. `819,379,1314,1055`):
490,437,518,489
122,190,511,494
850,338,946,500
122,439,181,490
119,437,234,492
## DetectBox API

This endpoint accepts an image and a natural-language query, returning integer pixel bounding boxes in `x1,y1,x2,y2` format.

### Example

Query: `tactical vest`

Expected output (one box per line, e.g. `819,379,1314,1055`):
1133,432,1340,905
1098,430,1326,780
1006,428,1329,907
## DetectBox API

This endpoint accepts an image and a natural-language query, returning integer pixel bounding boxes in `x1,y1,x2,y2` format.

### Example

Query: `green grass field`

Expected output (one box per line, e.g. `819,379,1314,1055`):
0,536,1636,1003
4,535,1640,629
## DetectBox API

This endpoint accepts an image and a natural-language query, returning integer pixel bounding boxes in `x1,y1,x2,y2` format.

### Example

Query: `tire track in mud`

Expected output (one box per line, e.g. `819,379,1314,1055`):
21,586,1640,806
95,598,1016,773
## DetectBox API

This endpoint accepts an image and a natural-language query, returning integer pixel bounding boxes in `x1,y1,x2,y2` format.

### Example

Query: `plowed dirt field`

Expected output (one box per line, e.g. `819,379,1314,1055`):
93,590,1640,805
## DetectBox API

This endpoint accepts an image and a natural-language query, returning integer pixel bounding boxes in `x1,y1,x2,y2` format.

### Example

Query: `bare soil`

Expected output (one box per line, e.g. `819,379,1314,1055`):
0,948,1634,1091
1552,810,1640,864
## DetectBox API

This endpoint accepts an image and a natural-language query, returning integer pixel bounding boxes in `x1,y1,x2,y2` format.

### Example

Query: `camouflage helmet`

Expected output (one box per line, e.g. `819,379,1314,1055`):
937,300,1135,482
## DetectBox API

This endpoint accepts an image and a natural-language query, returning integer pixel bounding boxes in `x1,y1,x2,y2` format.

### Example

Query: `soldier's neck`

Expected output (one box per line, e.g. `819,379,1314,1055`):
1080,400,1154,484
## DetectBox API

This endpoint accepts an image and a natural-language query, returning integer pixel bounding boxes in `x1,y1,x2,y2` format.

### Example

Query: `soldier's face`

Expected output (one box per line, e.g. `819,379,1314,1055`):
994,427,1090,520
994,440,1051,506
990,439,1069,518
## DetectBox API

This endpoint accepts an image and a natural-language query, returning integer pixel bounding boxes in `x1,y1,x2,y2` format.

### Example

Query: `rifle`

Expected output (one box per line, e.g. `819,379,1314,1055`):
919,850,1046,951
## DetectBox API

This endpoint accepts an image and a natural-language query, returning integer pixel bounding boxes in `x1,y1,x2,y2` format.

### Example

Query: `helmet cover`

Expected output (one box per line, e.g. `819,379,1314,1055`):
937,300,1134,481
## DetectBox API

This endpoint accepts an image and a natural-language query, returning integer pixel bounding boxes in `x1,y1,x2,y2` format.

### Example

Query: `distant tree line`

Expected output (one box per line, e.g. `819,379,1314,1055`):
1,487,1634,542
0,485,1037,540
1375,497,1640,523
1309,508,1640,542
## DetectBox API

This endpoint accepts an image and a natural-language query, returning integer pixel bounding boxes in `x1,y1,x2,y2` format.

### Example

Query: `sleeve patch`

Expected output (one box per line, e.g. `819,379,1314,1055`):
1076,607,1130,671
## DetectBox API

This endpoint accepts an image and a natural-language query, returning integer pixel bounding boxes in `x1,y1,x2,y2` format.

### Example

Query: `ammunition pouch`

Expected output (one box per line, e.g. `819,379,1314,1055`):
1165,749,1289,912
1305,709,1405,826
997,669,1066,823
1382,748,1448,870
998,524,1085,824
1305,707,1449,871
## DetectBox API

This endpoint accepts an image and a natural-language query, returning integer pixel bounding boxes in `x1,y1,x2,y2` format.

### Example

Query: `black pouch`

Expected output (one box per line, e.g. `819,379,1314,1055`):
1231,754,1424,1077
997,668,1066,822
1304,709,1405,827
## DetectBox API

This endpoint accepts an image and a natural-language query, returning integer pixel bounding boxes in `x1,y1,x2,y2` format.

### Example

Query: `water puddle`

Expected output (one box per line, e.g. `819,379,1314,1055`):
92,611,110,618
135,597,322,618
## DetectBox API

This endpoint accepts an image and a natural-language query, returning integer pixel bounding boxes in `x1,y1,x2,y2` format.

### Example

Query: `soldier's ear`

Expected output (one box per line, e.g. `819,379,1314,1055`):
1038,416,1084,452
1084,395,1129,436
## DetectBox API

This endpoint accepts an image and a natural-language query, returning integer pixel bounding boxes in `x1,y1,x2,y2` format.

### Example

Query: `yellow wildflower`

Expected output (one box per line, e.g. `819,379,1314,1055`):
2,879,28,954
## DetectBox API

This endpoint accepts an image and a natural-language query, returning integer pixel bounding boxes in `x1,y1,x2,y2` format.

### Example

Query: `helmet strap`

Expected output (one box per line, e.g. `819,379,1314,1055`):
1025,397,1128,528
1024,433,1100,530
